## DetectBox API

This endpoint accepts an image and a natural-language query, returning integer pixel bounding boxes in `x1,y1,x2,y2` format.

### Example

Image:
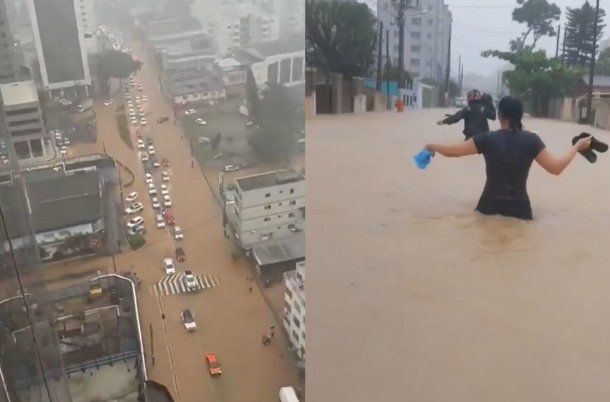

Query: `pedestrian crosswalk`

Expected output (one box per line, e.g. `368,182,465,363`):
150,272,220,296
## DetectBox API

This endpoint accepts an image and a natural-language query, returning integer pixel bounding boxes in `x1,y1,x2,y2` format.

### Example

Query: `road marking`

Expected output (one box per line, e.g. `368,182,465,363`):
203,275,210,288
150,273,220,296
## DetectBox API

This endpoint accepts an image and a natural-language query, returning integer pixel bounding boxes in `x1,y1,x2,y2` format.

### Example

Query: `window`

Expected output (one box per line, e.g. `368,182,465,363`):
293,317,301,328
289,213,295,218
286,288,293,299
412,18,421,25
410,32,421,39
292,329,300,340
294,302,302,314
285,301,292,313
290,188,295,194
411,45,421,53
265,193,270,198
411,59,421,66
264,217,270,222
264,205,271,210
30,139,43,158
289,200,296,206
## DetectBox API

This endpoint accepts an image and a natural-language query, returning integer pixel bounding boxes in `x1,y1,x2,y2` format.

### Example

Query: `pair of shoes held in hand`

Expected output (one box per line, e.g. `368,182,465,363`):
572,132,608,163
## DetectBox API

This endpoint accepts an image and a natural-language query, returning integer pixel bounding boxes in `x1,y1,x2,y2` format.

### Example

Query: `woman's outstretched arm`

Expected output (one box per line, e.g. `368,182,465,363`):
535,136,591,175
425,138,478,158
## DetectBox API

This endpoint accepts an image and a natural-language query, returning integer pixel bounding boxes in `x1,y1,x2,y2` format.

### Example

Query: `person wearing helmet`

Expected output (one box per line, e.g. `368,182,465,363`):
437,89,496,139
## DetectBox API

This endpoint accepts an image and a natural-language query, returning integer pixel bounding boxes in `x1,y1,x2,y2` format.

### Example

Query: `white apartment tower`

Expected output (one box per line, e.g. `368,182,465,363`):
25,0,91,92
229,169,305,248
377,0,452,81
284,260,305,361
278,0,305,37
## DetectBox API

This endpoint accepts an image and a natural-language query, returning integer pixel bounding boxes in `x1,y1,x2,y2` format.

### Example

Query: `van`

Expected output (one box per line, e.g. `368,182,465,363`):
279,386,299,402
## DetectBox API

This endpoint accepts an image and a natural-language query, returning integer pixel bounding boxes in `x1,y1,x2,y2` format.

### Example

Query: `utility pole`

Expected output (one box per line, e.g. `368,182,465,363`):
376,21,383,91
386,29,390,109
444,25,452,106
561,28,567,65
586,0,601,123
555,24,561,59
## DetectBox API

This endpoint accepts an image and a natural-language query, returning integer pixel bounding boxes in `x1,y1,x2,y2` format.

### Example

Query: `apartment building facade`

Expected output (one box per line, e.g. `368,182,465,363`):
0,80,52,162
229,169,305,248
284,260,306,361
377,0,452,82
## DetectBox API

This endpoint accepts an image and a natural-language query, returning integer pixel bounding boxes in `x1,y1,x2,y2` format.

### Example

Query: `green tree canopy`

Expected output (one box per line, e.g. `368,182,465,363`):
511,0,561,50
482,49,583,116
564,1,606,67
306,0,377,78
97,50,142,79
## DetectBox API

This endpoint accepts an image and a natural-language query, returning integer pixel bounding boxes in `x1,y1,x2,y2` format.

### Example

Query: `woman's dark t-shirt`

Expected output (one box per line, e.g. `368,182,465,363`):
472,130,545,220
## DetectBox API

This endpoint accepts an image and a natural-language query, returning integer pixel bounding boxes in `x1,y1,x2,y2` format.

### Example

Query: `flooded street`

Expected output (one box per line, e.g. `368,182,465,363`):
307,109,610,402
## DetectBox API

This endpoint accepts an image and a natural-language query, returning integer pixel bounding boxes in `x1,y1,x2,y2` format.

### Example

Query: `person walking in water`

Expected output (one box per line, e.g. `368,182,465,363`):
437,89,496,139
424,96,593,220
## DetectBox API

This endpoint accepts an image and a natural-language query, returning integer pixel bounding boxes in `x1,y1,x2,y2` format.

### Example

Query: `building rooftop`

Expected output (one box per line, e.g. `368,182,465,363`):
236,169,304,192
232,35,303,65
0,171,102,238
0,80,38,107
216,58,243,71
252,232,305,266
150,29,210,44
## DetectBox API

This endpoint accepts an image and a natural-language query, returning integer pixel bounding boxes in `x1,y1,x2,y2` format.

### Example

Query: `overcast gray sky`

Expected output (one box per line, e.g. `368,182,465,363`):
360,0,610,78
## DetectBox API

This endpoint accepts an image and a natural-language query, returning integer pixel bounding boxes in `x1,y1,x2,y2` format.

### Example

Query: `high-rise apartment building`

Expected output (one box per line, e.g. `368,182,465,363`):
377,0,452,81
25,0,91,93
284,260,306,361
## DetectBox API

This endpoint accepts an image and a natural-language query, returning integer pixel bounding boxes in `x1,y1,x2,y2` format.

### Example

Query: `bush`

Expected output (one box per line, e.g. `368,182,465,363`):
115,113,133,149
127,234,146,250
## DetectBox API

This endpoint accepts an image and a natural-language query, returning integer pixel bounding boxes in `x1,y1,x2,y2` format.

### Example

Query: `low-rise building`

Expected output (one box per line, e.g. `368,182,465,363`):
0,80,53,163
227,169,305,248
232,35,304,90
163,69,226,107
284,260,305,361
216,57,248,98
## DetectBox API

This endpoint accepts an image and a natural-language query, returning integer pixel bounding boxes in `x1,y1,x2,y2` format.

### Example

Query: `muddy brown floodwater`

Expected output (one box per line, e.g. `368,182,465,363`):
307,109,610,402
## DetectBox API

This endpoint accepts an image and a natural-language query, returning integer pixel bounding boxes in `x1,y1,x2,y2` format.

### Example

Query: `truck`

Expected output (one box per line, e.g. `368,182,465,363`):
279,387,299,402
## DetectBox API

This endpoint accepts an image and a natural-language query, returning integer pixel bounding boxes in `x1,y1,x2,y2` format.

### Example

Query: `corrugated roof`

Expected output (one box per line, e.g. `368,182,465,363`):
252,232,305,266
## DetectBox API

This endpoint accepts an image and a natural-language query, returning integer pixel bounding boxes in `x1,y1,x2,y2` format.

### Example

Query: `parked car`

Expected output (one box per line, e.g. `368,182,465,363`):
163,210,175,225
156,214,166,228
125,191,138,202
151,197,161,209
148,187,157,196
59,146,68,155
160,184,169,196
173,225,183,240
195,118,207,125
145,173,153,184
140,117,147,125
161,171,170,182
152,159,161,168
197,136,211,145
161,158,170,167
148,145,155,155
163,258,176,275
104,99,113,106
125,202,144,214
245,120,254,127
184,270,198,290
163,194,172,207
126,216,144,228
129,224,146,235
205,354,222,376
184,109,197,115
181,309,197,331
224,165,239,172
175,247,186,262
140,152,148,162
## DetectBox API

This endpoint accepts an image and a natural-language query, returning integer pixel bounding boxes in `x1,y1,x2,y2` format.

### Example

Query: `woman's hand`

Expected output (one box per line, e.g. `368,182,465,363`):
575,136,592,152
424,144,436,155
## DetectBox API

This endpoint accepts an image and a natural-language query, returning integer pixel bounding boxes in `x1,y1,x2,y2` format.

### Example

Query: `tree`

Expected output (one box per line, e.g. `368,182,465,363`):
249,84,302,162
97,50,142,80
306,0,377,78
245,67,260,119
564,1,606,67
391,0,419,89
511,0,561,50
482,49,583,116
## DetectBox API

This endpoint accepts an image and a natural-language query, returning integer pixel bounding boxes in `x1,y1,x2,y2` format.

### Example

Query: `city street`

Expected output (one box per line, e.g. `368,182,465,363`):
56,41,301,401
307,109,610,402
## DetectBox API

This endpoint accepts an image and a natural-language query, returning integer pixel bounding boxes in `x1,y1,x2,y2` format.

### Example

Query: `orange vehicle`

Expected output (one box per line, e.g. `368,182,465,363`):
162,209,175,226
205,354,222,377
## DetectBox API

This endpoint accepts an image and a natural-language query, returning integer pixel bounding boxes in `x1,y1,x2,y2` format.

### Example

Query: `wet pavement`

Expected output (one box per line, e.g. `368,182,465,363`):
307,109,610,402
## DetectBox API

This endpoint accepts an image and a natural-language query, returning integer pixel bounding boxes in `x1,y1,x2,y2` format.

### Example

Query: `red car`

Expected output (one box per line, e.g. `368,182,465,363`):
162,209,175,226
205,354,222,377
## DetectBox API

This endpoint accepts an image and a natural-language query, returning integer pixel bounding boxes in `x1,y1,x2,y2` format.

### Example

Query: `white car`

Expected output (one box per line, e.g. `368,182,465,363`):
125,92,131,99
142,95,148,102
181,309,197,331
151,197,161,209
63,138,70,145
125,191,138,202
131,118,139,125
245,120,254,127
148,145,155,155
128,224,146,235
224,165,239,172
183,270,198,290
137,139,145,149
184,109,196,115
137,85,144,91
195,118,207,126
140,118,147,125
104,99,113,106
173,225,183,240
163,194,172,207
160,184,169,196
59,146,68,155
127,216,144,228
152,160,161,168
161,171,170,182
125,202,144,214
145,173,153,184
156,214,166,228
163,258,176,275
140,152,149,162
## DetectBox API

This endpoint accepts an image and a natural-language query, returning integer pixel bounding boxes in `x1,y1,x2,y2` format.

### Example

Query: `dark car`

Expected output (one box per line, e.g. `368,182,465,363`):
157,117,170,124
175,247,186,262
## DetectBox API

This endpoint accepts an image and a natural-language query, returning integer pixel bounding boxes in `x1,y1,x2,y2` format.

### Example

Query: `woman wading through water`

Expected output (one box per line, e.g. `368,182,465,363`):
424,96,604,220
